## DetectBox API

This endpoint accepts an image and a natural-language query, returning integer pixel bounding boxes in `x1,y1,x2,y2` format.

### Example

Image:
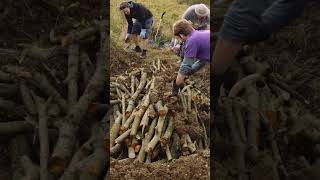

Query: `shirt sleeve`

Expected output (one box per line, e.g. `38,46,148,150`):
184,39,198,58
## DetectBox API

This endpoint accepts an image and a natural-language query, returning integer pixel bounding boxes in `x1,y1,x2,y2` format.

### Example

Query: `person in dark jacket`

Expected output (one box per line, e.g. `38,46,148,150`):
211,0,306,113
119,1,153,59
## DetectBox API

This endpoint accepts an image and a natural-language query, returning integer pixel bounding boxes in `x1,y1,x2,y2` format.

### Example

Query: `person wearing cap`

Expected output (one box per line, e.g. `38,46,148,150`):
119,1,153,59
182,3,210,30
171,19,210,96
171,4,210,60
211,0,306,112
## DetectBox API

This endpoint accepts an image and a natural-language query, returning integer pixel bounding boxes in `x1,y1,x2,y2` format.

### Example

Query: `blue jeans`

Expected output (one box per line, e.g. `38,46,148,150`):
179,57,208,76
220,0,305,44
131,17,153,39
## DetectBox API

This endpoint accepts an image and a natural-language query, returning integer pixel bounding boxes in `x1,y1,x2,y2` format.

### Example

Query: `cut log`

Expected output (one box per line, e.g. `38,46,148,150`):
49,122,77,175
131,72,147,101
61,26,99,47
60,138,93,180
155,105,169,135
165,144,173,161
122,109,137,131
130,94,150,137
51,50,106,172
67,44,80,109
19,80,37,115
0,121,33,135
125,100,135,118
110,113,122,147
137,117,157,162
80,51,93,88
161,116,174,146
30,73,68,112
34,95,51,180
18,44,65,63
140,105,152,135
115,129,131,144
228,73,262,98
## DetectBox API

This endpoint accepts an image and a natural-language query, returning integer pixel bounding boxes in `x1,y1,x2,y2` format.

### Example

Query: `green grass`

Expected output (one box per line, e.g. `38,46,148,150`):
110,0,209,47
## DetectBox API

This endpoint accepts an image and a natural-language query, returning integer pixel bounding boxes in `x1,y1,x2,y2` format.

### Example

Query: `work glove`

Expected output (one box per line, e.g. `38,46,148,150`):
171,44,181,54
140,29,147,39
124,33,131,43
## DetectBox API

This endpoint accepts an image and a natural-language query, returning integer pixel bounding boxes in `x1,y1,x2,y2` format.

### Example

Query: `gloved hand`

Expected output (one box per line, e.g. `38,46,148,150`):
125,33,131,43
140,29,147,39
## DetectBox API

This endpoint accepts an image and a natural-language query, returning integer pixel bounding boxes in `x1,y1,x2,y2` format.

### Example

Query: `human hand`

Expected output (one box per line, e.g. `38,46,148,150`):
125,33,131,43
140,29,147,39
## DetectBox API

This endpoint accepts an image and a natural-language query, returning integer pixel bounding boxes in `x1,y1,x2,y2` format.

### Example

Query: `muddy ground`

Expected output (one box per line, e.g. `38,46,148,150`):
212,1,320,180
109,45,210,179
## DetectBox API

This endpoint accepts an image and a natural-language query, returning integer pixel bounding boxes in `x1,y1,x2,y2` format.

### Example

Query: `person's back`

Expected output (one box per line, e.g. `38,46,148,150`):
182,4,210,30
186,30,210,62
125,2,153,23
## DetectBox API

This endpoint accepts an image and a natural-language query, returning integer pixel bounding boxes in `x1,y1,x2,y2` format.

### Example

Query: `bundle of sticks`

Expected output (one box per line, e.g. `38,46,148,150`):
214,55,320,179
0,20,108,180
110,68,209,163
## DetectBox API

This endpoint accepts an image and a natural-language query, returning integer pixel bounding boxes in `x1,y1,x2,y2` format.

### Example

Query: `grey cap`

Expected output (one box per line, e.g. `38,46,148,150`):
195,4,209,17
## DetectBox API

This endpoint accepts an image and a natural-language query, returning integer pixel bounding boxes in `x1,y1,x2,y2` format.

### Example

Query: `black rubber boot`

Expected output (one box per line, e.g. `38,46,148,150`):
140,50,147,59
172,80,183,96
134,46,142,52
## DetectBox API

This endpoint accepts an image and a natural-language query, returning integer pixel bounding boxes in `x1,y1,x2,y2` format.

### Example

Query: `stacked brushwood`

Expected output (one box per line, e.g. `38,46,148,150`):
0,20,108,180
110,67,209,163
213,55,320,180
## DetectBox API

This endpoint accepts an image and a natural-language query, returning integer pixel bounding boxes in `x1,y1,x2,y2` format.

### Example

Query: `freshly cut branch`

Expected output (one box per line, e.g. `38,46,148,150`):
131,72,147,101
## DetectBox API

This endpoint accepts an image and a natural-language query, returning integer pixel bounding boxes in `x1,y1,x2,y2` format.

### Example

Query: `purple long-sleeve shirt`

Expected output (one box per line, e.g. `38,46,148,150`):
184,30,210,62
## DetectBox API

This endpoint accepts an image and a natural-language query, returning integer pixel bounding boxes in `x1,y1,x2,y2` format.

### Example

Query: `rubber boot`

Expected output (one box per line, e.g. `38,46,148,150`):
172,80,183,96
140,50,147,59
134,46,142,52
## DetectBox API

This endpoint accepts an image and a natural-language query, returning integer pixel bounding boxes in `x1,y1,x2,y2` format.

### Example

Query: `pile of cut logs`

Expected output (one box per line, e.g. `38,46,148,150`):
214,55,320,180
110,68,209,163
0,20,108,180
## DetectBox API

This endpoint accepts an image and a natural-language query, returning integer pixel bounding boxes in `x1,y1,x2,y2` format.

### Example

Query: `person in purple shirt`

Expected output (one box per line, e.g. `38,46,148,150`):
172,19,210,95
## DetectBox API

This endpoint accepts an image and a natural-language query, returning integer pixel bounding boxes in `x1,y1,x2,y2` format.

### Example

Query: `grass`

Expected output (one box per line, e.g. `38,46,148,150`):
110,0,209,47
